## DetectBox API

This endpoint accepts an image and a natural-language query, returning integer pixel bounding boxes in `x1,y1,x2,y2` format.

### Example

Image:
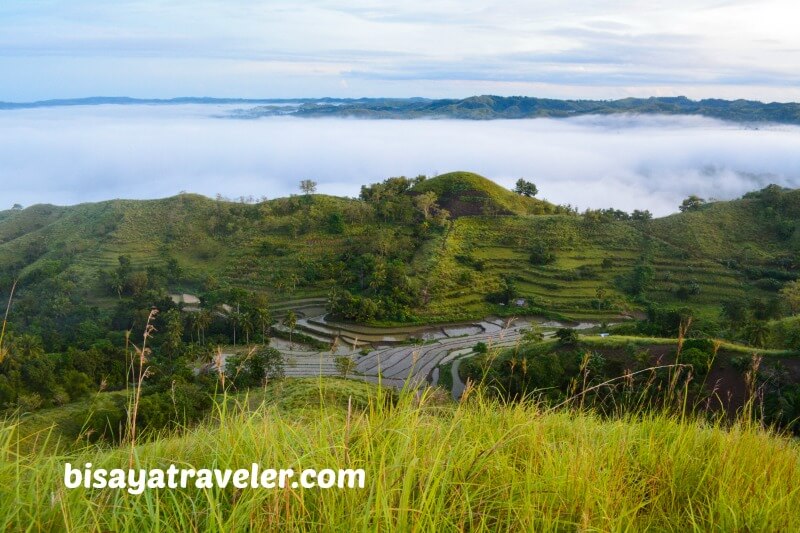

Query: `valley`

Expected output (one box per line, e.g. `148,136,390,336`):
3,170,800,440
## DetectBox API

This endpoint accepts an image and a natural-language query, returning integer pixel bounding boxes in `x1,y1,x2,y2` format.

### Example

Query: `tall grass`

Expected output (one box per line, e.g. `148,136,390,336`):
0,279,17,364
1,379,799,531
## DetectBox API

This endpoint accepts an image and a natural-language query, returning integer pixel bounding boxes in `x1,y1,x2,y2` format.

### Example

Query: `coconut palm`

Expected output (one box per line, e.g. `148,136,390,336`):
199,309,213,345
254,307,272,343
229,309,244,346
241,312,255,346
283,311,297,349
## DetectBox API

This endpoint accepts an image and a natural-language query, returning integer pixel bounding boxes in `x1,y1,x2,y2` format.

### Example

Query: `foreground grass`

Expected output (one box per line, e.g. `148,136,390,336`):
2,379,800,531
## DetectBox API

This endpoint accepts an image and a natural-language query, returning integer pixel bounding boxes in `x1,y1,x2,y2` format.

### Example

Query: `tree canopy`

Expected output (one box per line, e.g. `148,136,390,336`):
514,179,538,197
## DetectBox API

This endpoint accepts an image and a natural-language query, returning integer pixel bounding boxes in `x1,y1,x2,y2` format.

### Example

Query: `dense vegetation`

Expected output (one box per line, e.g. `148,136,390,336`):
462,331,800,434
2,172,800,433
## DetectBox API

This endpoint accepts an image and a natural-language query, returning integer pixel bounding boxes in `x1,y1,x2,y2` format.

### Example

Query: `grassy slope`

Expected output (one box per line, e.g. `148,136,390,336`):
2,379,799,531
1,174,797,321
651,196,798,262
0,193,376,301
415,213,769,321
412,171,556,216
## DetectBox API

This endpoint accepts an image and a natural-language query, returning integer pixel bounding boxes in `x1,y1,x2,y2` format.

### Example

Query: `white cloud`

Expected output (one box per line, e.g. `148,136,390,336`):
0,1,799,100
1,106,799,216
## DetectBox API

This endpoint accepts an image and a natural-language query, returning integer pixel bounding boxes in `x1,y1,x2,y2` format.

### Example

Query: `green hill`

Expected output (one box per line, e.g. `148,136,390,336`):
411,171,558,217
1,174,798,332
415,186,800,323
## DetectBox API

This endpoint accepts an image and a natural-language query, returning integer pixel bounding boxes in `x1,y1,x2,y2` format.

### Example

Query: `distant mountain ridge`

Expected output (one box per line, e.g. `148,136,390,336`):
0,96,317,109
3,95,800,125
244,95,800,124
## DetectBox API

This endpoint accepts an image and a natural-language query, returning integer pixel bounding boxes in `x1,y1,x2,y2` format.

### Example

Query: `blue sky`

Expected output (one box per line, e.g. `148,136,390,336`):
1,0,799,101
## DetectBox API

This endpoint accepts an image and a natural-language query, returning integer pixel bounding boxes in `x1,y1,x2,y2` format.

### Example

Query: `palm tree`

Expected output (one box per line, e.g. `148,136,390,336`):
195,309,212,345
12,334,44,359
746,321,770,348
254,307,272,343
241,312,255,346
230,309,243,346
283,311,297,349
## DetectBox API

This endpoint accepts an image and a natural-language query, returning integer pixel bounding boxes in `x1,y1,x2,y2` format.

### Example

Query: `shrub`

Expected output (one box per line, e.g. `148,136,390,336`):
63,394,127,443
334,356,357,378
556,328,578,345
326,212,345,234
529,243,556,265
16,393,43,412
679,347,712,375
226,347,285,389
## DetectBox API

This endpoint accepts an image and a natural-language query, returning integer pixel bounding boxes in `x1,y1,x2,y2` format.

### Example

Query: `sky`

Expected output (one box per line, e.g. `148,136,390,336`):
2,106,799,215
1,0,800,101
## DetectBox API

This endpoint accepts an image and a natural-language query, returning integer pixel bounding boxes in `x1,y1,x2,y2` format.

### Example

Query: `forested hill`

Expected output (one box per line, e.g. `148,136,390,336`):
234,95,800,124
3,95,800,125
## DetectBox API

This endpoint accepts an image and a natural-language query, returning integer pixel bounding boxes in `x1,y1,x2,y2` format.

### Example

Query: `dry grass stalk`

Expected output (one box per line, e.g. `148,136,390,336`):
127,308,158,465
0,279,18,364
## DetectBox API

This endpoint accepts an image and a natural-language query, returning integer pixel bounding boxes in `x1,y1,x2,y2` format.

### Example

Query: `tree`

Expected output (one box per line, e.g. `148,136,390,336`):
326,212,345,234
253,307,272,343
240,312,254,345
413,191,438,220
679,195,706,212
165,257,183,283
194,309,212,345
721,299,748,327
283,310,297,348
555,328,579,345
11,334,45,359
11,204,22,211
529,242,556,265
299,180,317,195
745,320,769,348
117,255,133,279
105,270,125,299
628,263,654,296
225,347,284,389
162,309,184,356
126,271,149,298
780,280,800,315
229,309,243,346
499,275,517,306
514,178,538,197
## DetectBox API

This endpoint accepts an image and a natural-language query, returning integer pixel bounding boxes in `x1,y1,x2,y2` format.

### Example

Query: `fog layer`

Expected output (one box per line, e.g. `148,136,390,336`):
1,105,799,216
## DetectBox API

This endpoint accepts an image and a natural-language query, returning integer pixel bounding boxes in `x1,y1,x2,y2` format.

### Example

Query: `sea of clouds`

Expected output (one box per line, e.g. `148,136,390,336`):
1,104,799,216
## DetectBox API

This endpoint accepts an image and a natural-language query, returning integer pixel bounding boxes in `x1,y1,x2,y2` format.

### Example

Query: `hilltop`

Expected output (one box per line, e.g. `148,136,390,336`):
411,171,556,217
